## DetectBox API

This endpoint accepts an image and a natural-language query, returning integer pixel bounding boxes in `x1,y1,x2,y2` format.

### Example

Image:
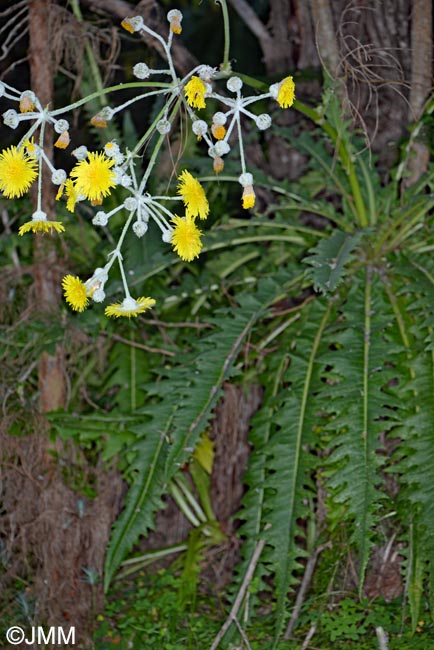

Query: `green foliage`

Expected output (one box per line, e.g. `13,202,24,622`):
104,274,289,589
86,76,434,647
3,11,434,647
303,229,365,293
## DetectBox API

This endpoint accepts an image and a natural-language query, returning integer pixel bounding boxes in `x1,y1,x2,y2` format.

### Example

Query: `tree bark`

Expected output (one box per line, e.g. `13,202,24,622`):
308,0,340,77
28,0,67,413
405,0,433,185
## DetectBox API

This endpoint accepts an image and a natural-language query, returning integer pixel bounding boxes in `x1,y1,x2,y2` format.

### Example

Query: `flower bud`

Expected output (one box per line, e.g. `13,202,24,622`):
54,119,69,134
133,63,151,80
93,211,108,226
133,221,148,237
256,114,272,130
227,77,243,92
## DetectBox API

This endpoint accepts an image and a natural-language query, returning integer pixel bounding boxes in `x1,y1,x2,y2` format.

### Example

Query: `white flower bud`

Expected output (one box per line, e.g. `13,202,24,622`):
3,109,19,129
112,167,124,184
198,65,217,81
156,119,171,135
192,120,208,136
167,9,182,21
54,119,69,134
20,90,36,107
93,211,108,226
51,169,67,185
72,146,88,160
99,106,114,120
32,210,47,221
256,113,272,130
239,172,254,187
124,16,144,32
207,146,217,158
113,152,125,165
133,221,148,237
227,77,243,92
212,112,227,126
120,174,132,188
214,140,230,156
93,267,108,281
92,288,106,303
124,197,137,211
133,63,151,80
269,83,279,99
104,142,120,157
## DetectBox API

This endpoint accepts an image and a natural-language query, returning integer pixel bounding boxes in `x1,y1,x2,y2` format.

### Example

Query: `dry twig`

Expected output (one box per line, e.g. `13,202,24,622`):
210,529,268,650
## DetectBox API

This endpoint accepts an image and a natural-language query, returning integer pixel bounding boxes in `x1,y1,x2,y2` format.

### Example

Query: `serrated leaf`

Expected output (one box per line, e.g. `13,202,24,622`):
303,229,364,294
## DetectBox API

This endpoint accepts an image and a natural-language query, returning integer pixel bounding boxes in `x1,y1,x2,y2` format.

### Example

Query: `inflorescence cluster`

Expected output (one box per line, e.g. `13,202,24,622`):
0,8,295,318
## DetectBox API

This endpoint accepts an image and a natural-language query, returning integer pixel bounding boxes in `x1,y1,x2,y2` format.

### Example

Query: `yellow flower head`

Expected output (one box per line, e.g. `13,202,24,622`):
0,146,38,198
177,170,209,220
105,296,156,318
70,151,116,203
65,179,80,212
184,76,207,110
56,179,80,213
170,215,203,262
277,76,295,109
242,185,256,210
19,219,65,236
62,275,89,312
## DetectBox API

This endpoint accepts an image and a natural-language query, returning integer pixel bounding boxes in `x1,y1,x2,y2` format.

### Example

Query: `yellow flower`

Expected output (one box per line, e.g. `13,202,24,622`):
0,146,38,198
56,179,80,212
177,170,209,220
105,296,156,318
65,179,80,212
184,76,207,110
19,220,65,235
171,215,203,262
242,185,256,209
70,151,115,203
277,76,295,109
62,275,89,312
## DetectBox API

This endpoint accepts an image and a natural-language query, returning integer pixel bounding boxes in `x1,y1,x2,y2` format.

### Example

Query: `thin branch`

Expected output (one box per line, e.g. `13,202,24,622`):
376,626,389,650
210,530,268,650
140,318,213,329
301,624,317,650
284,542,331,639
99,331,176,356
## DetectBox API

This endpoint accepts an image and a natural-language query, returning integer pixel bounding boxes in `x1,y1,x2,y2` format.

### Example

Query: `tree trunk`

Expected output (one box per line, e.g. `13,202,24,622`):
28,0,67,413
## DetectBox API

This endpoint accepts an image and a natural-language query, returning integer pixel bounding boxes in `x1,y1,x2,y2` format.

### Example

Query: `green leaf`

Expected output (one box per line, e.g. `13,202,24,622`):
103,275,289,590
303,229,364,294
